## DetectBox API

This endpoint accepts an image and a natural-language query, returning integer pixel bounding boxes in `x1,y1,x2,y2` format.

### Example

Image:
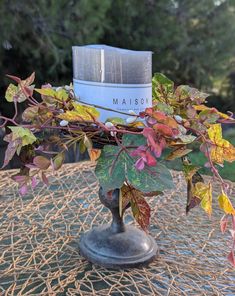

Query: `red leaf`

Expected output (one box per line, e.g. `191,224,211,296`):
131,195,151,231
227,251,235,267
6,74,21,83
145,151,157,166
220,215,229,233
19,185,28,196
41,172,49,186
153,123,174,137
2,137,22,168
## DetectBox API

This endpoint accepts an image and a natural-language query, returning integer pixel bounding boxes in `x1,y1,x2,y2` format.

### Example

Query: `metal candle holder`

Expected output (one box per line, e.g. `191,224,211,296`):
79,188,158,269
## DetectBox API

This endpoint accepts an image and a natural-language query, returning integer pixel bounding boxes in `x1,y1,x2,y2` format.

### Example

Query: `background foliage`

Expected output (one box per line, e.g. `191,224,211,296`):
0,0,235,113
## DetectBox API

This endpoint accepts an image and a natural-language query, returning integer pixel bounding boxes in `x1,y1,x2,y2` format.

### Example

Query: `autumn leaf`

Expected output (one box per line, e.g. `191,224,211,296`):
9,126,37,147
2,135,22,168
88,148,101,162
33,156,51,170
193,182,212,216
52,152,65,170
34,88,56,97
218,191,235,215
166,147,192,161
120,184,151,230
194,105,229,119
58,102,100,122
6,73,35,102
208,124,235,164
120,184,132,216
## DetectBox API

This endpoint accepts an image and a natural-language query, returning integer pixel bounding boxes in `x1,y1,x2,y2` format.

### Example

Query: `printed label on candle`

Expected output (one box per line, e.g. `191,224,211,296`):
73,79,152,122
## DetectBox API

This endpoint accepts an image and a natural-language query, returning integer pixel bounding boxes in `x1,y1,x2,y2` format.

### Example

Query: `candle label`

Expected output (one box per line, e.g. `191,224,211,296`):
73,79,152,122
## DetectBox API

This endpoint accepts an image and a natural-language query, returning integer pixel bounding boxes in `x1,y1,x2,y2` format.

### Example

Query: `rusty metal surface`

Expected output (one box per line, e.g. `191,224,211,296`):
0,162,234,295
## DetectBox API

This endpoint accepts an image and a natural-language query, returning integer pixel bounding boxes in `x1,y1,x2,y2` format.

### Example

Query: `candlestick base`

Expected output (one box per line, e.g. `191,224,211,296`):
79,224,158,269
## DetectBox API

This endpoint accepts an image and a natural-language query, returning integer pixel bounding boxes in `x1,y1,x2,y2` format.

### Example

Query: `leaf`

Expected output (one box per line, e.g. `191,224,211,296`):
153,123,175,137
9,126,37,146
208,124,235,164
122,134,146,147
95,144,174,193
5,84,18,102
227,251,235,267
194,105,229,119
2,136,22,168
56,89,69,101
175,85,209,104
83,135,92,149
120,184,132,216
178,134,196,144
41,172,49,186
106,117,125,125
220,215,229,233
130,192,151,231
88,148,101,162
155,102,174,115
78,140,86,154
183,163,200,180
33,156,51,170
152,73,174,102
58,102,100,122
166,147,192,161
35,88,56,97
218,191,235,215
193,182,212,216
95,145,126,192
22,106,39,122
52,153,65,170
126,161,174,193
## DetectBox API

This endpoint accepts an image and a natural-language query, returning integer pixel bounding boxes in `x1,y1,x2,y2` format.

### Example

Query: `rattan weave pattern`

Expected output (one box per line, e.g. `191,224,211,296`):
0,162,234,296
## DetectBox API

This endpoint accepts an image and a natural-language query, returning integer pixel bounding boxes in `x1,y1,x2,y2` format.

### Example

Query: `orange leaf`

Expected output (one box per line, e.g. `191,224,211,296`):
88,148,101,162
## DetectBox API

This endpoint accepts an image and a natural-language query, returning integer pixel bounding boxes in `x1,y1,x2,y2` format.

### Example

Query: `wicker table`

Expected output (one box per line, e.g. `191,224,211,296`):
0,162,234,296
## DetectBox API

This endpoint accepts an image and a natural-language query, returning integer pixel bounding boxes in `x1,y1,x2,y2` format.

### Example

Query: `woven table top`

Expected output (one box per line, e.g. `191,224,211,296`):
0,161,234,296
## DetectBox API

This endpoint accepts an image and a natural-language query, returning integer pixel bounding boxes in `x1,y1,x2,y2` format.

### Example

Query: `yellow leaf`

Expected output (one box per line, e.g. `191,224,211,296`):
58,102,100,122
208,124,235,164
194,105,229,119
9,126,36,146
128,121,145,128
88,148,101,162
193,182,212,216
218,191,235,215
34,88,56,97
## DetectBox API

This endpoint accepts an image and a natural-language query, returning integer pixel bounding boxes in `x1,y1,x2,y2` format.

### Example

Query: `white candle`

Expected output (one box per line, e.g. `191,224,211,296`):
72,45,152,122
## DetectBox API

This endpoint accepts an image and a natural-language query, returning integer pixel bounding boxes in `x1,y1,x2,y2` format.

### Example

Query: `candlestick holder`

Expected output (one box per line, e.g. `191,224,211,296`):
79,187,158,269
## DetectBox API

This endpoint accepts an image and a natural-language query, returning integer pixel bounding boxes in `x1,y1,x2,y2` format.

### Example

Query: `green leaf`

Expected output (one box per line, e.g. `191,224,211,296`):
96,142,174,193
5,83,28,103
106,117,125,125
5,83,18,102
155,102,174,115
9,126,36,146
122,134,146,147
152,73,174,93
126,161,174,193
53,152,65,170
95,145,126,192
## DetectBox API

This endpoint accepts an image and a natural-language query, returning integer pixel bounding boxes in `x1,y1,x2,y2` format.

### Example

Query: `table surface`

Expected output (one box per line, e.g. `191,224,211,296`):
0,161,234,296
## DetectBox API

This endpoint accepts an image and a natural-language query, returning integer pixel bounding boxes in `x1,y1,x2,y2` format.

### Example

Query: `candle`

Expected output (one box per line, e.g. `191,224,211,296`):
72,45,152,122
